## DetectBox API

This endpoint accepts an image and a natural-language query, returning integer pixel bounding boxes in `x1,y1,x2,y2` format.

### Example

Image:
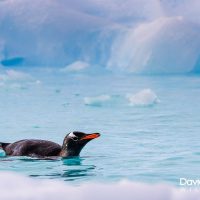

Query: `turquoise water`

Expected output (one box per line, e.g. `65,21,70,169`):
0,70,200,185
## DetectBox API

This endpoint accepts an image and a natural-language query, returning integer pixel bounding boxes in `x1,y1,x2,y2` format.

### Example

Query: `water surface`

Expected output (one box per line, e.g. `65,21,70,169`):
0,71,200,185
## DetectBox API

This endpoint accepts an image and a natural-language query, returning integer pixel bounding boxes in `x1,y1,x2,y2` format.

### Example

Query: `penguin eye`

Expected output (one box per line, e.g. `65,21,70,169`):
72,136,78,141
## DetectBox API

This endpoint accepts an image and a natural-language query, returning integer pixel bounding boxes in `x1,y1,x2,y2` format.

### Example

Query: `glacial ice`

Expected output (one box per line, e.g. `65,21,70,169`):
0,0,200,73
108,16,200,74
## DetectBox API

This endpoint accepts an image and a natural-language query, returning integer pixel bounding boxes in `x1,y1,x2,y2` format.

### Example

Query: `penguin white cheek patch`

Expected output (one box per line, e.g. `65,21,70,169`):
69,132,76,138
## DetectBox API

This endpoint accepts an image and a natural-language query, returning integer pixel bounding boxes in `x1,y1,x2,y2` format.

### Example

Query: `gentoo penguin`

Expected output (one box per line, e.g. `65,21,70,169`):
0,131,100,158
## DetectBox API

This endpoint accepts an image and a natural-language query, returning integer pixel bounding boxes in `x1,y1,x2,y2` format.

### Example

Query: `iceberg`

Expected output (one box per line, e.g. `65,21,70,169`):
0,0,200,73
108,16,200,74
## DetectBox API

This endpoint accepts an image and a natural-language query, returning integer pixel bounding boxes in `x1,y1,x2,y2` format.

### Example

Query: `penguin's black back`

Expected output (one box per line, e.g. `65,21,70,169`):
1,139,62,157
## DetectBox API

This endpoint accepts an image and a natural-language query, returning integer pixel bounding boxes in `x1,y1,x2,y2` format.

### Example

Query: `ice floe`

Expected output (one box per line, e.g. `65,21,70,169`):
127,89,159,106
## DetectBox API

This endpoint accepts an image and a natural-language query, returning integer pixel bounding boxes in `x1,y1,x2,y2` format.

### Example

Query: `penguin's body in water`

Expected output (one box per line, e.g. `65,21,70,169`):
0,132,100,158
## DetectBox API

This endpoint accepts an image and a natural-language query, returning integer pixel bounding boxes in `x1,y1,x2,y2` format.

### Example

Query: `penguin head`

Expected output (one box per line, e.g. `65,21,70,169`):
60,131,100,157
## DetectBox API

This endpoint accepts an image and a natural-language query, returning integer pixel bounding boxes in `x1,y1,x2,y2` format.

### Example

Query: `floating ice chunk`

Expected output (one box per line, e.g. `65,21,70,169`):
60,61,90,73
6,70,31,80
0,69,31,81
127,89,159,106
84,95,111,106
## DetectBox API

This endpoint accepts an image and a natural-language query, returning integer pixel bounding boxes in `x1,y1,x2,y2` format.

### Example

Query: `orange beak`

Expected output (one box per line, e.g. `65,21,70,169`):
80,133,100,140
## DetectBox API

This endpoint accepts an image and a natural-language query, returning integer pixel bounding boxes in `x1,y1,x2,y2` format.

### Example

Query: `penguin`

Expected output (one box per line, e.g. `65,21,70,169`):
0,131,100,158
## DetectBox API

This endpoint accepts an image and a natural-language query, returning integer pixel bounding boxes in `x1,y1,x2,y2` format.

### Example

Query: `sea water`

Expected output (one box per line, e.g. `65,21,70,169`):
0,69,200,186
